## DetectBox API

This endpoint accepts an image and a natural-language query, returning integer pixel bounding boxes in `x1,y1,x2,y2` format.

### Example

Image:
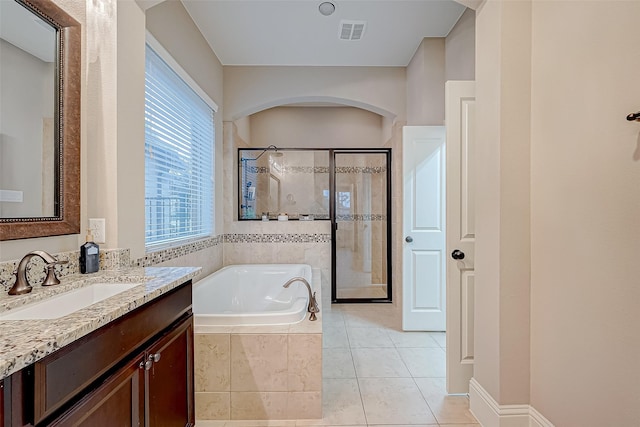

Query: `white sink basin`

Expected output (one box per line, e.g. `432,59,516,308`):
0,283,140,321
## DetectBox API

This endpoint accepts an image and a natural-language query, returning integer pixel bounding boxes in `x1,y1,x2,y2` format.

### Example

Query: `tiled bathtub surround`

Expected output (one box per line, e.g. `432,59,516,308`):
195,332,322,420
194,281,323,421
0,248,131,293
224,237,331,308
130,233,327,266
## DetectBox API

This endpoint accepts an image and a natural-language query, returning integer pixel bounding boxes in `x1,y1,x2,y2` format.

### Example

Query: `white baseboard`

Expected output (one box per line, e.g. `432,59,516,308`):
529,406,555,427
469,378,554,427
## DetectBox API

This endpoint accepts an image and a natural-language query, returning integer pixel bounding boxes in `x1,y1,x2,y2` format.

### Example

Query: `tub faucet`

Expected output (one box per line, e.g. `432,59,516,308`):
8,251,68,295
283,277,320,321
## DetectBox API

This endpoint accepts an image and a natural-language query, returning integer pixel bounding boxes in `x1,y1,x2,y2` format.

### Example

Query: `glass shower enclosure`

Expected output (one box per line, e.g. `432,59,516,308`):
237,147,392,303
331,150,391,303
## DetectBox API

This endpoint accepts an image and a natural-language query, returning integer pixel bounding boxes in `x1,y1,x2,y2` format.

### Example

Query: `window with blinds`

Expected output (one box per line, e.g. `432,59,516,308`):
144,43,214,248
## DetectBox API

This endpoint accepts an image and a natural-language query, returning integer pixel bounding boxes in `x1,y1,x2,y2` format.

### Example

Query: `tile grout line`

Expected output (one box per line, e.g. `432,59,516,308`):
411,375,440,425
346,312,370,426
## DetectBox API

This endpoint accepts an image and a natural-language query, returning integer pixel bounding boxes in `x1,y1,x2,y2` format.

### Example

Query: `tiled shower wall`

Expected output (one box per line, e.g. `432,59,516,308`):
224,122,332,302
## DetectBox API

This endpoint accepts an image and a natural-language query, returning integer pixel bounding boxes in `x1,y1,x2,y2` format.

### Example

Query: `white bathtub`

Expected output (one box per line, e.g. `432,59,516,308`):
192,264,312,326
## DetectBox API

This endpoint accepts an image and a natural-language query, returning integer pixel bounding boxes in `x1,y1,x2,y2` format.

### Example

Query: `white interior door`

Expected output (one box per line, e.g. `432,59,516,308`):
445,81,476,394
402,126,446,331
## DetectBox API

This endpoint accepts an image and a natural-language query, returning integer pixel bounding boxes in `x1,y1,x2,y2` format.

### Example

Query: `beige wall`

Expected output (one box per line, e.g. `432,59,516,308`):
115,0,146,259
405,8,475,126
473,0,640,425
473,0,531,406
84,0,117,253
529,0,640,425
249,107,383,149
223,66,406,122
445,8,475,81
234,116,251,146
406,38,446,126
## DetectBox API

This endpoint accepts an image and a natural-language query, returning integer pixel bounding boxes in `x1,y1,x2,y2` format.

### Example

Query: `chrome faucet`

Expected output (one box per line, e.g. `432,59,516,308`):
8,251,68,295
283,276,320,321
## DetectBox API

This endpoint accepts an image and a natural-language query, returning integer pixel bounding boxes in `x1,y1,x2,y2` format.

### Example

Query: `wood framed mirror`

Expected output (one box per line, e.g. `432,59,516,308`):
0,0,81,240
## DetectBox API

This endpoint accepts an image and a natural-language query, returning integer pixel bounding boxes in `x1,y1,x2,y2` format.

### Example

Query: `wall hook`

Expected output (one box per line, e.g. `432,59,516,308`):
626,111,640,121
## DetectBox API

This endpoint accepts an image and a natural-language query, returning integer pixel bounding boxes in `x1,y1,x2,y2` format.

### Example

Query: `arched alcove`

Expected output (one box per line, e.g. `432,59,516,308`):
231,95,397,122
231,96,399,149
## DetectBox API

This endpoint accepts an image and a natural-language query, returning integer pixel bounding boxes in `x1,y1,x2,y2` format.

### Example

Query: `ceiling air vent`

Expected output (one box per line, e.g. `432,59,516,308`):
339,20,366,41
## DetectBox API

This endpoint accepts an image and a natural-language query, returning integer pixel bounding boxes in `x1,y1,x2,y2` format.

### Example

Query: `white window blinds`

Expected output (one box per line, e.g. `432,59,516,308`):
144,43,214,248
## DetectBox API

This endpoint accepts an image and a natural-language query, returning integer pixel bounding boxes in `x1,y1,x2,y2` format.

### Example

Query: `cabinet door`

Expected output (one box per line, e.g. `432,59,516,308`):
145,316,194,427
49,355,145,427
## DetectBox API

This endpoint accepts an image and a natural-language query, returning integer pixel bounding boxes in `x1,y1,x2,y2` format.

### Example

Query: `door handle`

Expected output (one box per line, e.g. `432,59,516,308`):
405,236,413,243
451,249,465,260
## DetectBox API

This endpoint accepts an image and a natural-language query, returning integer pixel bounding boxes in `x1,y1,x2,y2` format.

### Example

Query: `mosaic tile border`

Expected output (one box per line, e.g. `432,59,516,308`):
284,166,329,174
224,233,332,244
0,232,330,287
335,166,387,174
250,166,386,174
251,166,330,174
134,233,330,267
132,235,224,267
336,214,387,221
0,249,130,292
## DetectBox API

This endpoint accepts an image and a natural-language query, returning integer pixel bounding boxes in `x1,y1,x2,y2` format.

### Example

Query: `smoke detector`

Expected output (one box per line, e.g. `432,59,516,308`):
318,2,335,16
339,20,366,41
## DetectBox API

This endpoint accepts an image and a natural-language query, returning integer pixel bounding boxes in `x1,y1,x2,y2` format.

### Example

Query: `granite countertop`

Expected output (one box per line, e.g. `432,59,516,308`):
0,266,201,380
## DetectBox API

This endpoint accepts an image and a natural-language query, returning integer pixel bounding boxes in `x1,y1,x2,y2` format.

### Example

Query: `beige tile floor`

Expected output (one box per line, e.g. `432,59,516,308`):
196,304,479,427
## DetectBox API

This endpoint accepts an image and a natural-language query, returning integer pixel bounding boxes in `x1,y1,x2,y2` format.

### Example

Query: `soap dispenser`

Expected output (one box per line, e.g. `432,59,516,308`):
80,229,100,274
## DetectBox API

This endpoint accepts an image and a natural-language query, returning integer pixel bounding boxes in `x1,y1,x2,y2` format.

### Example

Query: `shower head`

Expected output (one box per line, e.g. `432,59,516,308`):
244,145,281,161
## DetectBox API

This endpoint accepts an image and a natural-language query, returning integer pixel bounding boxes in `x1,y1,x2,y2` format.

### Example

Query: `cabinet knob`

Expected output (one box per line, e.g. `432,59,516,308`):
405,236,413,243
150,353,161,363
142,360,153,371
451,249,465,260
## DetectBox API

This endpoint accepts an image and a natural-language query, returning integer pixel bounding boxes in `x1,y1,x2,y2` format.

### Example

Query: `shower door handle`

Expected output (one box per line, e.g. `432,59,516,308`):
405,236,413,243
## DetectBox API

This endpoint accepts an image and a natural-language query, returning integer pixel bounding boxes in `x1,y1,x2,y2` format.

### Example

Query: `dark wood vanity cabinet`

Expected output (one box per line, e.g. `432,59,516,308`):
146,318,194,426
51,316,193,427
2,281,194,427
49,354,146,427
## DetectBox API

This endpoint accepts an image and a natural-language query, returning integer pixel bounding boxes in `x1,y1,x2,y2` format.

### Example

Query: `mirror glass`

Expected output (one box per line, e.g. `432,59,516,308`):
239,149,330,220
0,0,80,241
0,0,57,218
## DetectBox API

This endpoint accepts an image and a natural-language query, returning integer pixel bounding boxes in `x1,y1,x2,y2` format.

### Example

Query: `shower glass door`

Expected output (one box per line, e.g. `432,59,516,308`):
332,150,391,302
